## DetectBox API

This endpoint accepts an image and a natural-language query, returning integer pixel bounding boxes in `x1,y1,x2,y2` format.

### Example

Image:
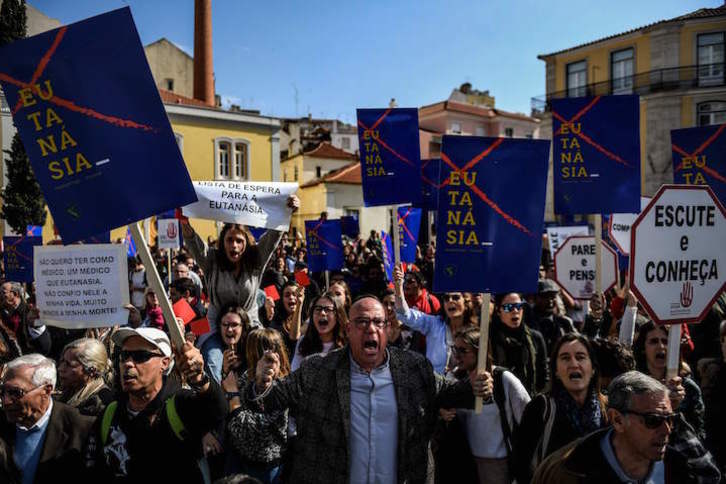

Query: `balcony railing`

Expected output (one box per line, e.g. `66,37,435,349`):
531,63,725,114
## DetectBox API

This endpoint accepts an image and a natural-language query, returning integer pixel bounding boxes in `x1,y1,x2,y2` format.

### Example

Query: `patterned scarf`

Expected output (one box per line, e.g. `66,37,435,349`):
555,388,602,437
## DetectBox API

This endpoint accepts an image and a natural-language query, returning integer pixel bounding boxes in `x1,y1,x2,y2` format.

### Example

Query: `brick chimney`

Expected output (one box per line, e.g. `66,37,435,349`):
193,0,214,106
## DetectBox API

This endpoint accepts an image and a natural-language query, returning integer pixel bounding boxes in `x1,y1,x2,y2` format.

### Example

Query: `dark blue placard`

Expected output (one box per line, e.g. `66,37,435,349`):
247,227,266,241
81,231,111,244
416,158,441,210
551,95,640,215
26,225,42,236
341,215,360,239
397,206,421,263
0,8,197,244
305,220,343,272
381,230,394,282
125,228,137,257
671,124,726,206
3,236,41,282
434,136,550,293
356,108,421,206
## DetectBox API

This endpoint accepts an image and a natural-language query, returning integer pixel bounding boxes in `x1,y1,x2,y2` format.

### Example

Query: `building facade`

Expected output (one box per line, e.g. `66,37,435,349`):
534,4,726,219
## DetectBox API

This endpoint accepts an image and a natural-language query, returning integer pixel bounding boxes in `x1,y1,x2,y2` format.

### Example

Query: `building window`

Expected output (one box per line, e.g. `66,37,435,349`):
165,78,174,91
344,208,360,218
698,101,726,126
294,166,299,181
475,126,485,137
450,122,462,134
215,137,250,180
698,33,724,87
525,132,534,139
316,166,322,178
341,137,351,150
611,48,634,94
504,128,514,138
567,60,587,97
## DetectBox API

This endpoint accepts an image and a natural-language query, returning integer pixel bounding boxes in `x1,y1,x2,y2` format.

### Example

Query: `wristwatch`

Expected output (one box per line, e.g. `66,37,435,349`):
225,391,241,400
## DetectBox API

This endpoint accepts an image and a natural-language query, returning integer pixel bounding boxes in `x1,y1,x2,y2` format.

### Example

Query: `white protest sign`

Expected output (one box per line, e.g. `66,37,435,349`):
183,181,298,230
157,218,180,250
554,235,618,300
630,185,726,325
608,197,651,255
34,244,129,329
546,226,589,255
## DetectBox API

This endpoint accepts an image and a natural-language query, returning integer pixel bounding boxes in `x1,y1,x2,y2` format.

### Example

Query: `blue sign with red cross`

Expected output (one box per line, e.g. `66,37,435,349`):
416,158,442,210
551,95,641,215
671,124,726,206
356,108,421,206
434,136,550,293
397,206,422,263
0,8,197,244
305,220,343,272
381,230,394,283
3,236,42,282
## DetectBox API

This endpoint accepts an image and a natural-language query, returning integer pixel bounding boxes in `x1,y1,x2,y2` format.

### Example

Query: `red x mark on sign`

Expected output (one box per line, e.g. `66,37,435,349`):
672,125,726,185
308,220,340,252
440,140,533,236
357,109,416,168
6,236,32,262
0,27,155,132
397,207,416,243
551,96,632,168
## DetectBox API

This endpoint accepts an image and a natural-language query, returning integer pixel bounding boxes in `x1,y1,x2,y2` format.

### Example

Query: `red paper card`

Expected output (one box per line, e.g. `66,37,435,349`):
172,299,196,325
294,271,311,287
189,317,211,336
264,285,280,301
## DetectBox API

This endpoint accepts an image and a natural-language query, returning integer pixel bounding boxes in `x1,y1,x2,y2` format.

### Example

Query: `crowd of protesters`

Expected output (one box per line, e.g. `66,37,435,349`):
0,208,724,484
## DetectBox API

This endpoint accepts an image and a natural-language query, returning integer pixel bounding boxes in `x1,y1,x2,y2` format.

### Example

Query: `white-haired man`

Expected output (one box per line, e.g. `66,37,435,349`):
0,353,93,483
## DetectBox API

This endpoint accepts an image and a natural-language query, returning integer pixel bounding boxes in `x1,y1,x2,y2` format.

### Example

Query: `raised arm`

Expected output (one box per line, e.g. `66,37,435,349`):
393,263,442,336
181,219,213,275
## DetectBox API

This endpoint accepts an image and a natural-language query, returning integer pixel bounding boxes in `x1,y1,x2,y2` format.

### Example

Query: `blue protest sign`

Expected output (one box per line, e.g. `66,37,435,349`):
397,206,422,263
381,231,394,282
551,95,640,215
356,108,421,206
305,220,343,272
341,215,360,239
81,232,111,244
125,228,137,258
26,226,42,237
247,227,266,241
671,124,726,206
0,8,197,244
434,136,550,294
3,236,41,282
417,158,442,210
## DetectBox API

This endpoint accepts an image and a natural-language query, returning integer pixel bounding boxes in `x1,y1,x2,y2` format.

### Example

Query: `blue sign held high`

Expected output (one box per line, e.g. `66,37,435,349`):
397,206,422,263
356,108,421,206
305,220,343,272
416,158,442,210
3,236,42,282
671,124,726,206
434,136,550,294
381,230,394,283
341,215,360,239
551,95,640,215
0,8,197,244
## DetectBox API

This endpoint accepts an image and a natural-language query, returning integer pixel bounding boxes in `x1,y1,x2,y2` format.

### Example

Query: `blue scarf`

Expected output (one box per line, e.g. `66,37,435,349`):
555,388,602,436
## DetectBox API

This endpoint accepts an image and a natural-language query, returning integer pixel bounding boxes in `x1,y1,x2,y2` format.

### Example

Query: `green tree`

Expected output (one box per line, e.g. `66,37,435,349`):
0,0,47,234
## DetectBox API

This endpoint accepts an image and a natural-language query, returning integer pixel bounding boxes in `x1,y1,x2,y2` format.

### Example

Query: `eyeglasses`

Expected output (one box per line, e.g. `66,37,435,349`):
501,302,526,313
450,345,473,356
443,294,462,302
623,410,677,429
313,305,335,314
120,350,164,364
0,384,42,401
221,322,242,330
352,318,388,329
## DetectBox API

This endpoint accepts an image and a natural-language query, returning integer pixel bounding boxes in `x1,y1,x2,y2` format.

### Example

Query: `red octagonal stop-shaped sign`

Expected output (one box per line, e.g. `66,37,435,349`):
630,185,726,325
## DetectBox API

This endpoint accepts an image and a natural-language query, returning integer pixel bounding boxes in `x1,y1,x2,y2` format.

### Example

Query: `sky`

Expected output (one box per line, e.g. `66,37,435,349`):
30,0,722,123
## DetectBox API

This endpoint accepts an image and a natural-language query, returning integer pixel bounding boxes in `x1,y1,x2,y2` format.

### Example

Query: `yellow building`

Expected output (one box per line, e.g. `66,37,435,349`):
534,4,726,218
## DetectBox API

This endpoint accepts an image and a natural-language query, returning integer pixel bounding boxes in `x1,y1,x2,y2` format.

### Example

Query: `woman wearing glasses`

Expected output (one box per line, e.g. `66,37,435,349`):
490,293,548,396
393,264,477,374
633,321,706,442
513,333,608,484
290,293,347,372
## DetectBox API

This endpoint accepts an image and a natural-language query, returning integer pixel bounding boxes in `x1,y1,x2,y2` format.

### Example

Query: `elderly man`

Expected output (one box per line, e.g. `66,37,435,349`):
534,371,720,484
0,282,51,356
84,327,226,482
249,295,493,483
0,354,93,483
173,261,203,295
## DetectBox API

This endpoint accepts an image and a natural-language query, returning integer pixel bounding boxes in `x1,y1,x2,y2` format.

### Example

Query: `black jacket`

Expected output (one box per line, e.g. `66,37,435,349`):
490,320,548,396
0,401,94,484
85,376,226,483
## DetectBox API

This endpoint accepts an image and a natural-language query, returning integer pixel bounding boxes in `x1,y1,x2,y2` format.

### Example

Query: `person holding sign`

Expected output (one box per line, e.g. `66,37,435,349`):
633,322,706,442
393,264,478,374
181,195,299,333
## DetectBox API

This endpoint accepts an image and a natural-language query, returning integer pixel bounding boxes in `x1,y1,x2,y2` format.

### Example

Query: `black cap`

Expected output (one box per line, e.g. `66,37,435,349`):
538,279,560,294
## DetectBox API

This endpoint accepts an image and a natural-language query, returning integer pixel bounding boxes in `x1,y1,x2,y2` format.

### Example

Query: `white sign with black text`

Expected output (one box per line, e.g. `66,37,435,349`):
546,225,589,256
608,197,651,255
554,235,618,300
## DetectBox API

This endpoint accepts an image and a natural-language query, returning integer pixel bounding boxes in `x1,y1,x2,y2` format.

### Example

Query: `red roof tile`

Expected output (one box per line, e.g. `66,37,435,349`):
300,161,361,188
303,141,357,160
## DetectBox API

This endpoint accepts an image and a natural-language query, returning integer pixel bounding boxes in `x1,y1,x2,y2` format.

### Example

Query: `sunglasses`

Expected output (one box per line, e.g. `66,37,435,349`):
501,302,526,313
624,410,676,429
120,349,164,364
443,294,462,302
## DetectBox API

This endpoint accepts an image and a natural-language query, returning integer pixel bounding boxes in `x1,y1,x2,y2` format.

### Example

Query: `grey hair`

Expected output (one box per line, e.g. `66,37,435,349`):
2,281,24,298
5,354,57,390
607,370,667,412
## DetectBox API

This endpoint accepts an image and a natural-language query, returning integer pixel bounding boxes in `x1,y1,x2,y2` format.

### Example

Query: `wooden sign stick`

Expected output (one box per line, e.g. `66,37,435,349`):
475,292,492,414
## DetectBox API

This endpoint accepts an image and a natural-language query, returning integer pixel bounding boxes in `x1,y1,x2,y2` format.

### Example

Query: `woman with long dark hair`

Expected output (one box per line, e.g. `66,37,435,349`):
267,280,305,359
200,304,253,384
513,333,608,484
290,293,347,371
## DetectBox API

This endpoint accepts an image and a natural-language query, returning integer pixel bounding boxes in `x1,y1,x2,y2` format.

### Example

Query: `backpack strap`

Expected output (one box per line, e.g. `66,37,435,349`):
100,401,118,445
165,394,187,441
539,396,557,463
